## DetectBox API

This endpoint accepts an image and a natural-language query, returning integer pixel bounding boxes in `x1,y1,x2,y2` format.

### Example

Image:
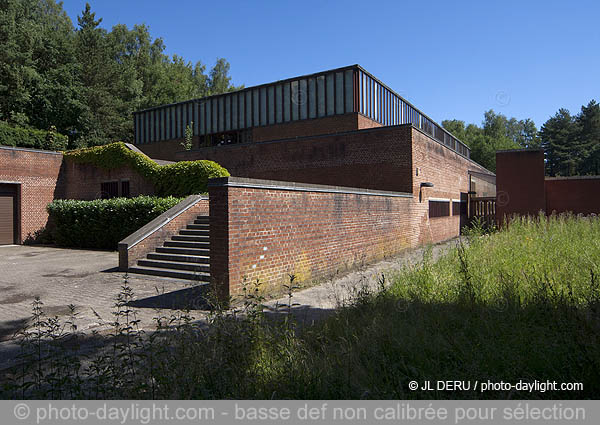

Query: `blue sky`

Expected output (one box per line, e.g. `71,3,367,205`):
61,0,599,129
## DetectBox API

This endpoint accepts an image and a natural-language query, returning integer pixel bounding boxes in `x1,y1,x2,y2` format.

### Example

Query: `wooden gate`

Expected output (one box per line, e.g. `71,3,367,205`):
469,196,496,227
0,195,15,244
0,184,17,245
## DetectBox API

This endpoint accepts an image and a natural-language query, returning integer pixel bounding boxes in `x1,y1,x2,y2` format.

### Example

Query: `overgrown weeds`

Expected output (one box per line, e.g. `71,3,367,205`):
2,214,599,399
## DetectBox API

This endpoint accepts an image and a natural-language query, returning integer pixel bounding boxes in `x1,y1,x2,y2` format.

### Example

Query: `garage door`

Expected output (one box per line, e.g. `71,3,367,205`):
0,195,15,245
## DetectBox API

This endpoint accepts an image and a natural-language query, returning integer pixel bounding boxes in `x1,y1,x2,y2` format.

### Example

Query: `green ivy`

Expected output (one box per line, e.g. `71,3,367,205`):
0,122,68,151
47,196,183,249
63,142,229,196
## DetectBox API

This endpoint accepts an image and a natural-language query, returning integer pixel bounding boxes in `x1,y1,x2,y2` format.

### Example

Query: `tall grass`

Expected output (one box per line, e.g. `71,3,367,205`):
2,214,599,399
307,213,600,398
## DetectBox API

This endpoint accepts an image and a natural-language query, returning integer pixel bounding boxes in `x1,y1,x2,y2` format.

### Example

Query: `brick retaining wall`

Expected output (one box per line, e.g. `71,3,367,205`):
208,177,415,297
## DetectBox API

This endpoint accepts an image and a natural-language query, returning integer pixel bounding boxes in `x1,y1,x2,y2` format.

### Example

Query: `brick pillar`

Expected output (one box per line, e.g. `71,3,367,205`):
496,149,545,224
207,178,231,304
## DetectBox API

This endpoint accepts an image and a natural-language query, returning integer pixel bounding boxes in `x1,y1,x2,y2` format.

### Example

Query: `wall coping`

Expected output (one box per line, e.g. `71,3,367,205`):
546,175,600,181
208,177,413,198
0,145,63,155
118,194,208,250
180,121,411,155
468,170,496,178
496,148,544,154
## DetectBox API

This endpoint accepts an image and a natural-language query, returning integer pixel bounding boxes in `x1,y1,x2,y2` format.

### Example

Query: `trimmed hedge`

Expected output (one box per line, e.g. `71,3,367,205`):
46,196,183,249
155,160,229,197
64,142,229,197
0,122,68,151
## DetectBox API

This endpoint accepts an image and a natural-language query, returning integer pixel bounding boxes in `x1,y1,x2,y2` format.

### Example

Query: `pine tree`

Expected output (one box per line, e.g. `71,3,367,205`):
540,109,578,176
75,3,123,145
577,100,600,175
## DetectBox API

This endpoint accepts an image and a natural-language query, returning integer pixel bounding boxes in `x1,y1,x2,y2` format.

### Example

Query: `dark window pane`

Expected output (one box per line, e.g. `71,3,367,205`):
121,181,130,198
429,200,450,218
101,181,119,199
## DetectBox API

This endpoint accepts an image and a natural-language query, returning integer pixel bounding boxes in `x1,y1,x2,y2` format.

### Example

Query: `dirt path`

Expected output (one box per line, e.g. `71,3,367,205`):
264,238,461,325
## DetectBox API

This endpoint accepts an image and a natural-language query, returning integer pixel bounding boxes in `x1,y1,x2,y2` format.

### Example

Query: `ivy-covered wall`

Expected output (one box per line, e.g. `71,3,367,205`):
63,142,229,197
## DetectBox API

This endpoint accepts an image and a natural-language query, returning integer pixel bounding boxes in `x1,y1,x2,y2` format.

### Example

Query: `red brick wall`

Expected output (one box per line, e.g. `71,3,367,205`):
493,149,600,219
495,150,546,222
252,113,377,142
1,146,158,244
199,127,495,297
136,113,381,161
61,159,155,200
137,123,491,246
545,177,600,215
357,113,383,130
411,128,492,244
176,125,416,193
207,135,493,298
0,146,63,242
208,178,415,297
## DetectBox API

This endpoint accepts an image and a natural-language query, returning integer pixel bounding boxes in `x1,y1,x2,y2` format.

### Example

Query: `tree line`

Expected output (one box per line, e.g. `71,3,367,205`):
443,100,600,176
540,101,600,176
2,0,597,170
0,0,241,148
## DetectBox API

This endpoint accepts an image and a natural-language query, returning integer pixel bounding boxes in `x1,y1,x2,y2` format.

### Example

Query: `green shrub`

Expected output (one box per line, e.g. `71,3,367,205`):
46,196,183,250
155,160,230,197
0,121,68,151
64,142,229,196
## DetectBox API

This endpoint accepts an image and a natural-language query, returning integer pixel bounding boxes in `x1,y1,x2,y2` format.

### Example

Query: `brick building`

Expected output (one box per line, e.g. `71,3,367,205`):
0,144,160,244
2,65,497,299
120,65,496,296
132,64,493,198
134,65,471,160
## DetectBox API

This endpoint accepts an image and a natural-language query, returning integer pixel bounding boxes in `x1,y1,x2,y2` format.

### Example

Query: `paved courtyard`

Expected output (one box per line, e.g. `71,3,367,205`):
0,239,458,370
0,245,216,370
0,245,207,339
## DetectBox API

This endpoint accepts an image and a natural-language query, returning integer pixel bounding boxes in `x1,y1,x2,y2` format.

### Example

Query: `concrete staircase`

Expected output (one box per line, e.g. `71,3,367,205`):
128,215,210,281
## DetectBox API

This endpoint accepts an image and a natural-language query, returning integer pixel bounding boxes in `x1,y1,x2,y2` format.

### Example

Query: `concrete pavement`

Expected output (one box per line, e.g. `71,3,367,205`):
0,238,460,370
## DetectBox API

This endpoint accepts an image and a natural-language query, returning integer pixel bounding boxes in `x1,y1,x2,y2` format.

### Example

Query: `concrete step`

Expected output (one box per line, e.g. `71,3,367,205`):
138,259,210,272
171,234,209,242
187,224,210,230
156,246,210,256
195,216,209,222
164,240,210,249
128,266,210,282
179,229,209,236
193,219,210,225
147,252,210,264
